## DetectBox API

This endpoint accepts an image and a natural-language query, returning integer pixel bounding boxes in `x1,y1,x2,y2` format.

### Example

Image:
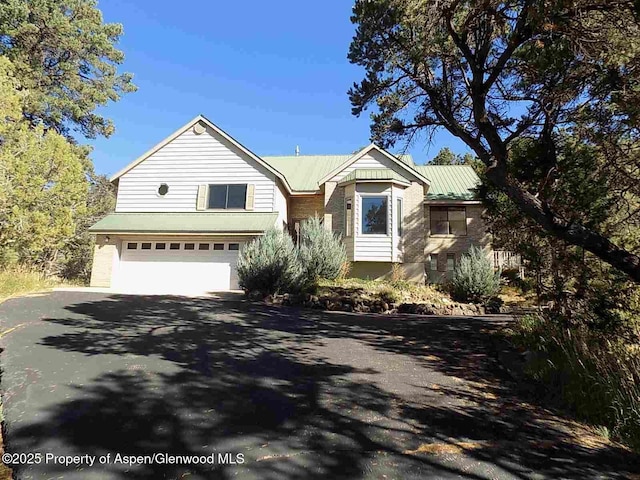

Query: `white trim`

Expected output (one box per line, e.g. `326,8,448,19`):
155,183,170,198
90,231,265,236
338,178,411,187
359,192,391,237
424,199,482,205
344,196,353,238
288,190,322,196
109,115,294,194
317,144,431,186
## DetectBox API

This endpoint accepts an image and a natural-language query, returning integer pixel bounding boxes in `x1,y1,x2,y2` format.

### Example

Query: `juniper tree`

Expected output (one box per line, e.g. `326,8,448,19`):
348,0,640,282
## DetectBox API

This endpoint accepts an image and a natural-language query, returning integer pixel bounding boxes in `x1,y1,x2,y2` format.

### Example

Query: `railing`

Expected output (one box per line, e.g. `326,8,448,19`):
494,250,521,269
494,250,525,277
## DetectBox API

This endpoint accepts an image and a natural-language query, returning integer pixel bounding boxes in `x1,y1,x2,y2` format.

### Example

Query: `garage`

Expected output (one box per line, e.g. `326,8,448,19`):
116,239,242,293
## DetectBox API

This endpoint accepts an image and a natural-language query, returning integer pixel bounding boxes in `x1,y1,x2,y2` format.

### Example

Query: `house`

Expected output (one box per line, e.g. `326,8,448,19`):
88,115,491,292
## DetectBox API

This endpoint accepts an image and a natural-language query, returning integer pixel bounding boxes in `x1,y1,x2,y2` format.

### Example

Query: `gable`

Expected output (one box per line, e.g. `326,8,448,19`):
110,115,292,191
328,148,422,183
114,122,279,213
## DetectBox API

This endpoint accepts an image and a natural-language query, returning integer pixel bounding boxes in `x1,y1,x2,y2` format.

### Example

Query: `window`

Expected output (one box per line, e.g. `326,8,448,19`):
430,254,438,271
397,198,403,237
127,243,137,250
345,198,352,237
198,243,210,250
170,243,180,250
213,243,224,250
228,243,240,251
141,242,151,250
361,196,388,234
290,220,302,244
430,207,467,236
184,243,195,250
155,243,166,250
447,253,456,271
208,184,247,209
157,183,169,196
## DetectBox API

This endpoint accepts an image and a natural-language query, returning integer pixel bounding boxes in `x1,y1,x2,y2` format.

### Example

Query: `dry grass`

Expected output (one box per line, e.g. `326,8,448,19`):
499,285,537,308
0,267,57,304
317,277,449,305
510,314,640,451
0,428,11,480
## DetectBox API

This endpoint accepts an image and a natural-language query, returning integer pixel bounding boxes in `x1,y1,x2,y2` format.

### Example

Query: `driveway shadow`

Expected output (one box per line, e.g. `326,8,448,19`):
4,294,639,479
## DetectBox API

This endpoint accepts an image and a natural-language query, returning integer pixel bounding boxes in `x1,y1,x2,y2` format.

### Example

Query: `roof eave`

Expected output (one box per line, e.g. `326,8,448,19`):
108,115,294,194
89,230,267,235
317,144,430,186
338,178,411,187
424,199,482,204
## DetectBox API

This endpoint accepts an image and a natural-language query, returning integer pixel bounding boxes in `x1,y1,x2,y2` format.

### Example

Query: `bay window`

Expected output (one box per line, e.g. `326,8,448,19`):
345,198,353,237
361,196,388,234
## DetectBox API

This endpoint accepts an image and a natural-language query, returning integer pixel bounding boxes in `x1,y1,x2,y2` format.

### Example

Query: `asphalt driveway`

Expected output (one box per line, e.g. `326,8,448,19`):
0,292,638,480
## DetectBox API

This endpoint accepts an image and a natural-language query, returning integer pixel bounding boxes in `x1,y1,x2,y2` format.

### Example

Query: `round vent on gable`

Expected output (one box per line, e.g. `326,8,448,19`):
193,122,206,135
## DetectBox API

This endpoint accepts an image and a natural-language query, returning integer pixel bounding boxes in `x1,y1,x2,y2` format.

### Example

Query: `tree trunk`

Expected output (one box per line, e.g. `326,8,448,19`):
484,165,640,283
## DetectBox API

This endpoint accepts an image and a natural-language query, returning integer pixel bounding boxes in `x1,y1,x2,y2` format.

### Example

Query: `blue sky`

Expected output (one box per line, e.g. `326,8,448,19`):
90,0,470,176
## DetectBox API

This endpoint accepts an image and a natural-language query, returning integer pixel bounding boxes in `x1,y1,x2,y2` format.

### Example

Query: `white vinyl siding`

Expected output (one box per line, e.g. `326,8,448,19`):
274,182,289,228
354,184,393,262
344,183,355,260
392,185,404,263
116,127,276,212
329,149,419,183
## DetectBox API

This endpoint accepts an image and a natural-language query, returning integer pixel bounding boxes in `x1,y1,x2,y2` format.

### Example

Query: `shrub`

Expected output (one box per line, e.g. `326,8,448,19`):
484,296,504,313
451,245,501,303
298,216,347,284
0,266,56,300
512,314,640,451
236,228,303,296
378,287,401,304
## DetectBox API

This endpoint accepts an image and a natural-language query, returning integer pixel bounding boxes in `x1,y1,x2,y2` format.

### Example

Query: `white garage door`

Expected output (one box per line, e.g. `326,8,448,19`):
116,239,242,293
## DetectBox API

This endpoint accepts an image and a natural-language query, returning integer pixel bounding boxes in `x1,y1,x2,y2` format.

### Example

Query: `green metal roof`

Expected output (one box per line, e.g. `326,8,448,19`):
338,168,411,186
262,153,415,192
262,155,348,191
88,212,279,234
413,165,480,200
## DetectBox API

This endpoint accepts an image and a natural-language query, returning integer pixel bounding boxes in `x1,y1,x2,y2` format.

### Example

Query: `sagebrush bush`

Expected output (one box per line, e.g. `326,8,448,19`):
451,245,501,302
236,228,303,296
237,220,347,296
298,216,347,284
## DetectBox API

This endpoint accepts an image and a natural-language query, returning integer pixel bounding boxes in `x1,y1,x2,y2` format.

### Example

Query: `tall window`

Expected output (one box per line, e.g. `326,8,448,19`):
447,253,456,271
429,253,438,271
396,198,403,237
208,184,247,209
430,207,467,235
345,198,353,237
362,196,388,234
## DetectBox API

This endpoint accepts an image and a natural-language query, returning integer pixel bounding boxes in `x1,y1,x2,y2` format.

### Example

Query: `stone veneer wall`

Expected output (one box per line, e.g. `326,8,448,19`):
89,235,121,287
401,182,427,263
289,195,324,222
324,181,344,235
424,204,492,273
